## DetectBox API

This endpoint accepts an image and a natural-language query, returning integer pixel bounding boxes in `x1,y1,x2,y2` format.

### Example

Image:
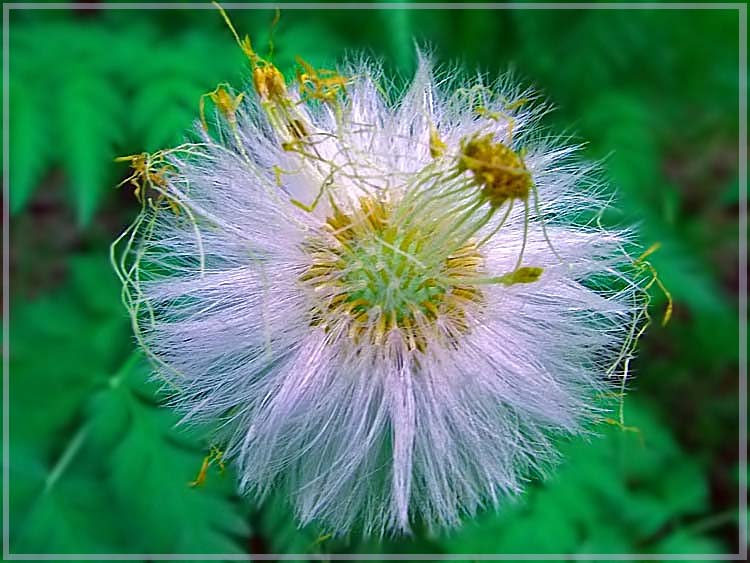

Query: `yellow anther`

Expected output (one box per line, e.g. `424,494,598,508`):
475,107,502,121
273,165,284,187
214,86,243,117
296,56,348,102
601,417,644,445
115,152,179,213
504,97,529,111
314,533,333,546
189,446,225,488
450,286,481,302
200,84,244,130
634,242,661,265
374,313,387,345
422,301,439,319
253,64,287,101
345,298,371,314
213,2,287,101
429,127,447,158
458,134,532,207
214,2,260,64
287,118,308,140
498,266,544,286
634,242,673,327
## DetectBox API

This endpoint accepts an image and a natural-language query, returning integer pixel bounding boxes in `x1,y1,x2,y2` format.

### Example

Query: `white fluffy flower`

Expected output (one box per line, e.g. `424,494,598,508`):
114,46,647,536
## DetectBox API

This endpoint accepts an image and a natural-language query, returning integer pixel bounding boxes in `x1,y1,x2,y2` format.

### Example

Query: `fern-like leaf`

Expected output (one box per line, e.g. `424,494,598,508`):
9,81,50,214
58,72,125,226
438,402,721,554
85,355,250,554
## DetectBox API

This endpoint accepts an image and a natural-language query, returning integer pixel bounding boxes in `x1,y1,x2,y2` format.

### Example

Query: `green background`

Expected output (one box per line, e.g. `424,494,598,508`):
6,1,744,558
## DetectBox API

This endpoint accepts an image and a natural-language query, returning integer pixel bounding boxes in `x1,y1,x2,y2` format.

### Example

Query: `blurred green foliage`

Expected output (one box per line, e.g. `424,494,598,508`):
7,1,743,558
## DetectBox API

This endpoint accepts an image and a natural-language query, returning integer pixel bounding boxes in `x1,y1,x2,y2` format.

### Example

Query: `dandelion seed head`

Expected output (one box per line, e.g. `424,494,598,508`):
114,34,653,536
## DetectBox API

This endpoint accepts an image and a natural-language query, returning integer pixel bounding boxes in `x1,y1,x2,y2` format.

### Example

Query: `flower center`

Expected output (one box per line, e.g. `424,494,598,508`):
299,197,484,351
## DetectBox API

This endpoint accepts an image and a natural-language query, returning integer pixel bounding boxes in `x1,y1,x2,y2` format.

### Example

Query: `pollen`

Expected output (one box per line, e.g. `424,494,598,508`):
458,134,532,207
299,197,484,351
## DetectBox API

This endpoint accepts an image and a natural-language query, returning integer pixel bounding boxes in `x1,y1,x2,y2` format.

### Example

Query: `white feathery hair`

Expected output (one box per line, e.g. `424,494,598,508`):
114,51,647,536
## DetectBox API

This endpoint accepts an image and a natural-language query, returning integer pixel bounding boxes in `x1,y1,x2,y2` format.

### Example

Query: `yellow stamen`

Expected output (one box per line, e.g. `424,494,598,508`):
200,84,244,130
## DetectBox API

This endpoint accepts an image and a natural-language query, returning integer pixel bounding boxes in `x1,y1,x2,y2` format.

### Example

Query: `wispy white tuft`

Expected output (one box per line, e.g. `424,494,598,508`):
113,52,650,536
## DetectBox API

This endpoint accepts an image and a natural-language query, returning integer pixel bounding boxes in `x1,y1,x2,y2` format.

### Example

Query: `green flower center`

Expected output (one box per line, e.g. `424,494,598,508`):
299,197,484,350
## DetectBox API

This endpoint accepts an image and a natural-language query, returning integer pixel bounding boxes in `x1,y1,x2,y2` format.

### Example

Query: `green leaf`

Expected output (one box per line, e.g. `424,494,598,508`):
8,255,249,556
58,72,124,226
7,17,245,221
130,77,205,152
9,81,50,214
84,355,250,554
656,530,726,556
253,490,324,556
438,402,721,554
11,454,125,555
9,255,130,458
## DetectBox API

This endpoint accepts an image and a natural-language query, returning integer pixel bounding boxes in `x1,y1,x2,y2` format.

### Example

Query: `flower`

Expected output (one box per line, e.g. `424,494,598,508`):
114,38,650,536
